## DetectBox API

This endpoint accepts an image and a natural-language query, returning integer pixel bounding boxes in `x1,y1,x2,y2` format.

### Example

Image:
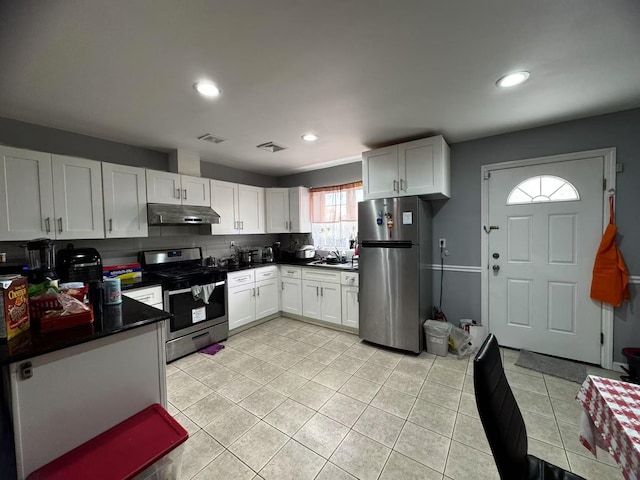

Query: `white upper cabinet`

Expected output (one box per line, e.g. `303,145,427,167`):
289,187,311,233
238,184,265,234
146,170,210,206
210,180,239,234
265,188,290,233
146,170,182,205
0,146,55,241
102,163,148,238
181,175,210,207
210,181,265,235
362,135,450,200
51,155,104,240
265,186,311,234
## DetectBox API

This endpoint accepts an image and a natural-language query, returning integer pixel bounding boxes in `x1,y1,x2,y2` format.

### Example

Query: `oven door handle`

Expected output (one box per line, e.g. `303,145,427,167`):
167,281,226,296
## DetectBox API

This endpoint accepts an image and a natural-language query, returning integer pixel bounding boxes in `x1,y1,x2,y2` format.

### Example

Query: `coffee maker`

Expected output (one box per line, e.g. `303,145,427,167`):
24,238,58,284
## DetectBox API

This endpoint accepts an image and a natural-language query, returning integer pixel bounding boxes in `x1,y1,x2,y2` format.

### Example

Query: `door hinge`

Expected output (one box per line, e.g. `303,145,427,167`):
483,170,491,180
603,178,607,191
600,332,604,345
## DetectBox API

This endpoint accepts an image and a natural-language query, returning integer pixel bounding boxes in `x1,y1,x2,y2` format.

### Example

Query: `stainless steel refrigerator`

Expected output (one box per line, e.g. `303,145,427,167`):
358,196,432,353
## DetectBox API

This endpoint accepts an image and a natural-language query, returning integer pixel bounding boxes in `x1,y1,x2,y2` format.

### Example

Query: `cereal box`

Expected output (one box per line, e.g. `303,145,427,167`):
0,275,30,341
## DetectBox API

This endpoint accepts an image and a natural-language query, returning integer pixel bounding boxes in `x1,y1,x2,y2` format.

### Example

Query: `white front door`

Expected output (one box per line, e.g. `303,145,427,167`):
488,157,604,363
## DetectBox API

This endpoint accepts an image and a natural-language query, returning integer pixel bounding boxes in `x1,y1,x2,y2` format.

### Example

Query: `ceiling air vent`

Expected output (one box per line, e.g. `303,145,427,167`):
256,141,287,153
197,133,226,144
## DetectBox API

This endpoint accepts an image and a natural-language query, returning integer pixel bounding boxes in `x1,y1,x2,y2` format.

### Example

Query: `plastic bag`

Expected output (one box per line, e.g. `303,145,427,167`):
54,292,90,315
447,324,473,356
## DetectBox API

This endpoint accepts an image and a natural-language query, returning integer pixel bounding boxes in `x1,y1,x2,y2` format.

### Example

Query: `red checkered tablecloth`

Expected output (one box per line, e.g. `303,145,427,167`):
576,375,640,480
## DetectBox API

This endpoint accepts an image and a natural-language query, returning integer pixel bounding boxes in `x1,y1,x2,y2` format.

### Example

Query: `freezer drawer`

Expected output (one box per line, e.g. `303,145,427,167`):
359,244,422,352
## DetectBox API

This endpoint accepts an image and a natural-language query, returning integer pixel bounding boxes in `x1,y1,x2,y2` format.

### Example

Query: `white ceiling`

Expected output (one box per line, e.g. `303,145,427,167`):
1,1,639,176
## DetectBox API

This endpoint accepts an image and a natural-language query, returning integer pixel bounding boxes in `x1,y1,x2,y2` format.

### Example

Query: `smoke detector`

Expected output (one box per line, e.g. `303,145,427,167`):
256,142,287,153
197,133,226,144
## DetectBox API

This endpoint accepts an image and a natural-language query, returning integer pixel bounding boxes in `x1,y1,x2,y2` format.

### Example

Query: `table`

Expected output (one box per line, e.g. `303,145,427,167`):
576,375,640,480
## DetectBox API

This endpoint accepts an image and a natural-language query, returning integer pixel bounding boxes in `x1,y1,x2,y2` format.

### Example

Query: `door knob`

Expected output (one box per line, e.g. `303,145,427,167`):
492,253,500,259
492,265,500,272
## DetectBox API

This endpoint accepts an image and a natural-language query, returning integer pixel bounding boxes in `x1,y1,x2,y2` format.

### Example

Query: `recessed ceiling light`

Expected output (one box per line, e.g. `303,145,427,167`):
194,81,221,98
496,71,530,88
301,133,318,142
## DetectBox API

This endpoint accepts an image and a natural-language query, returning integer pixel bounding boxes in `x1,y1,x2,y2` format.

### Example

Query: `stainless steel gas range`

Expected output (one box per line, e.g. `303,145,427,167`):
140,247,228,362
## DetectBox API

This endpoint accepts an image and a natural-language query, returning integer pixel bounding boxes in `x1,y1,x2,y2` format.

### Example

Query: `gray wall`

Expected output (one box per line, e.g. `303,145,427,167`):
0,116,278,187
278,161,361,188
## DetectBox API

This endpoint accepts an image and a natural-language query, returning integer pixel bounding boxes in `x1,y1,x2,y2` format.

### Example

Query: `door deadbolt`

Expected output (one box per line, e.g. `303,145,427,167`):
492,253,500,259
492,265,500,272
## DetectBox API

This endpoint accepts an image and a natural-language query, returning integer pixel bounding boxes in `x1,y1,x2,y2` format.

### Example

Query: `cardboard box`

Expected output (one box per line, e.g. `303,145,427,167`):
0,275,30,341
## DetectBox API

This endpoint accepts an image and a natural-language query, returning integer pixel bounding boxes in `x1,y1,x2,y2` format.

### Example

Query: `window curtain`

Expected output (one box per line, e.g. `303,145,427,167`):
310,181,363,248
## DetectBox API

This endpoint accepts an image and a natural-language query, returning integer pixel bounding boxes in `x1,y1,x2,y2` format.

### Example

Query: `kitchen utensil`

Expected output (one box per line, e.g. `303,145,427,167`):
295,245,316,259
24,238,57,284
262,246,274,263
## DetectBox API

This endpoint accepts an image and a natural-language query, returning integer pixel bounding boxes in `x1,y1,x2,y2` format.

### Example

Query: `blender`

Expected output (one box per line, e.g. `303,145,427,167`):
24,238,58,284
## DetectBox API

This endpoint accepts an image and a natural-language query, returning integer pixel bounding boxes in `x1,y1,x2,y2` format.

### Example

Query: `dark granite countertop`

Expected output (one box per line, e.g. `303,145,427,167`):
0,297,172,365
220,261,358,273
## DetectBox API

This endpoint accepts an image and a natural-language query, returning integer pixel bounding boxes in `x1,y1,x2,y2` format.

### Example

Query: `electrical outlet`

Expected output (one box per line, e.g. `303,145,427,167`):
230,240,235,247
439,238,446,249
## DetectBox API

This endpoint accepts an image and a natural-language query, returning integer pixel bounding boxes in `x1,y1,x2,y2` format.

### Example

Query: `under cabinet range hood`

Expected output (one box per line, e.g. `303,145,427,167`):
147,204,221,226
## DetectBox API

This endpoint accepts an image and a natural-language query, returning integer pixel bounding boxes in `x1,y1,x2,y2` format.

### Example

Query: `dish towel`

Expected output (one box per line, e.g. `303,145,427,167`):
590,196,630,307
191,283,216,304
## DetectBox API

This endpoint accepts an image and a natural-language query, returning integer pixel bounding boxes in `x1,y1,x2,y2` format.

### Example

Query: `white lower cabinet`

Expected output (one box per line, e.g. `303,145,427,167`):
228,283,256,330
255,278,278,318
301,268,343,326
281,278,302,315
341,286,359,329
320,282,341,324
302,280,322,320
228,266,277,330
122,285,163,309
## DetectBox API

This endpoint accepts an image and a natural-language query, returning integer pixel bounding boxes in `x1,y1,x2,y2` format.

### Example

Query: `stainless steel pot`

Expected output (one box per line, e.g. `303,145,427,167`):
295,245,316,259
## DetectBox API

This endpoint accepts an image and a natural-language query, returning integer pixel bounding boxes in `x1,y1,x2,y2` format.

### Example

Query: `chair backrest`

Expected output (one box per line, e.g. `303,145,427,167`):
473,334,528,480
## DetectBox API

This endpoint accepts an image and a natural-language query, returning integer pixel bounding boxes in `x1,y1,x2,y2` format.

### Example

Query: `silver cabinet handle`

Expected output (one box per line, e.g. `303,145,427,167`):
240,221,244,230
182,189,187,200
357,292,359,302
44,217,51,233
393,180,398,193
257,287,260,296
321,287,324,296
109,218,113,233
252,287,256,296
316,286,319,296
400,179,406,191
281,282,284,290
57,217,63,233
175,188,181,199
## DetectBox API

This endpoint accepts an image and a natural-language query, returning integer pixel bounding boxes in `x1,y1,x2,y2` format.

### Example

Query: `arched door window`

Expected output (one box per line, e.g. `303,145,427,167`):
507,175,580,205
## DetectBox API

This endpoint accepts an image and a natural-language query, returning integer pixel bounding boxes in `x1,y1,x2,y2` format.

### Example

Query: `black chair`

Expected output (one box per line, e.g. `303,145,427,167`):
473,334,585,480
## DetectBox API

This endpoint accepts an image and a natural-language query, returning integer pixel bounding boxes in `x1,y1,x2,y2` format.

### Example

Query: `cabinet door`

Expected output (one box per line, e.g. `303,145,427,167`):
265,188,290,233
0,146,55,240
320,282,342,325
122,286,162,307
398,136,450,198
52,155,104,240
362,146,398,200
289,187,311,233
181,175,210,207
238,184,265,234
255,279,278,319
102,163,148,238
228,284,256,330
302,280,322,320
281,278,302,315
210,180,239,234
146,170,182,205
341,286,359,329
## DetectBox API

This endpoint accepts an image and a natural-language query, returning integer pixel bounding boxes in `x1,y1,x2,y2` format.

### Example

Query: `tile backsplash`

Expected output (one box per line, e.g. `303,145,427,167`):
0,227,281,267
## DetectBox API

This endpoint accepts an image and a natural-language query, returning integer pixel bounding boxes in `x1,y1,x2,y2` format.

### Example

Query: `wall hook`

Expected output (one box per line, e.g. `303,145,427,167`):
483,225,499,234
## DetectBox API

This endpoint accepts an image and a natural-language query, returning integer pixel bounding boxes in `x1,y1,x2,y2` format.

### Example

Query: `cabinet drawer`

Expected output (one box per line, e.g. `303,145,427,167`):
123,286,162,306
279,266,301,279
254,266,278,281
341,272,359,287
227,270,255,288
302,268,341,284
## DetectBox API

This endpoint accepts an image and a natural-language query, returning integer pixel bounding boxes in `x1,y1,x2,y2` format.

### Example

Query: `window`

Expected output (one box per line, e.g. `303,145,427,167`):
507,175,579,205
310,181,363,248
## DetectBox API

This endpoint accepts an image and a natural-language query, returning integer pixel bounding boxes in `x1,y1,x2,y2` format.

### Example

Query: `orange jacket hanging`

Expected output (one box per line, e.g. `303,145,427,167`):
590,197,630,307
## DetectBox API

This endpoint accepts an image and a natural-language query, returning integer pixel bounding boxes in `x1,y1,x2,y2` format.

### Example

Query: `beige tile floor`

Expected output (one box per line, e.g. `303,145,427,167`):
167,317,625,480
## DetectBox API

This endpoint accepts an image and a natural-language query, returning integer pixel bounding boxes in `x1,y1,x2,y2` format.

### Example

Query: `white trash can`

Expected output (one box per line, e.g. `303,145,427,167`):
424,320,452,357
